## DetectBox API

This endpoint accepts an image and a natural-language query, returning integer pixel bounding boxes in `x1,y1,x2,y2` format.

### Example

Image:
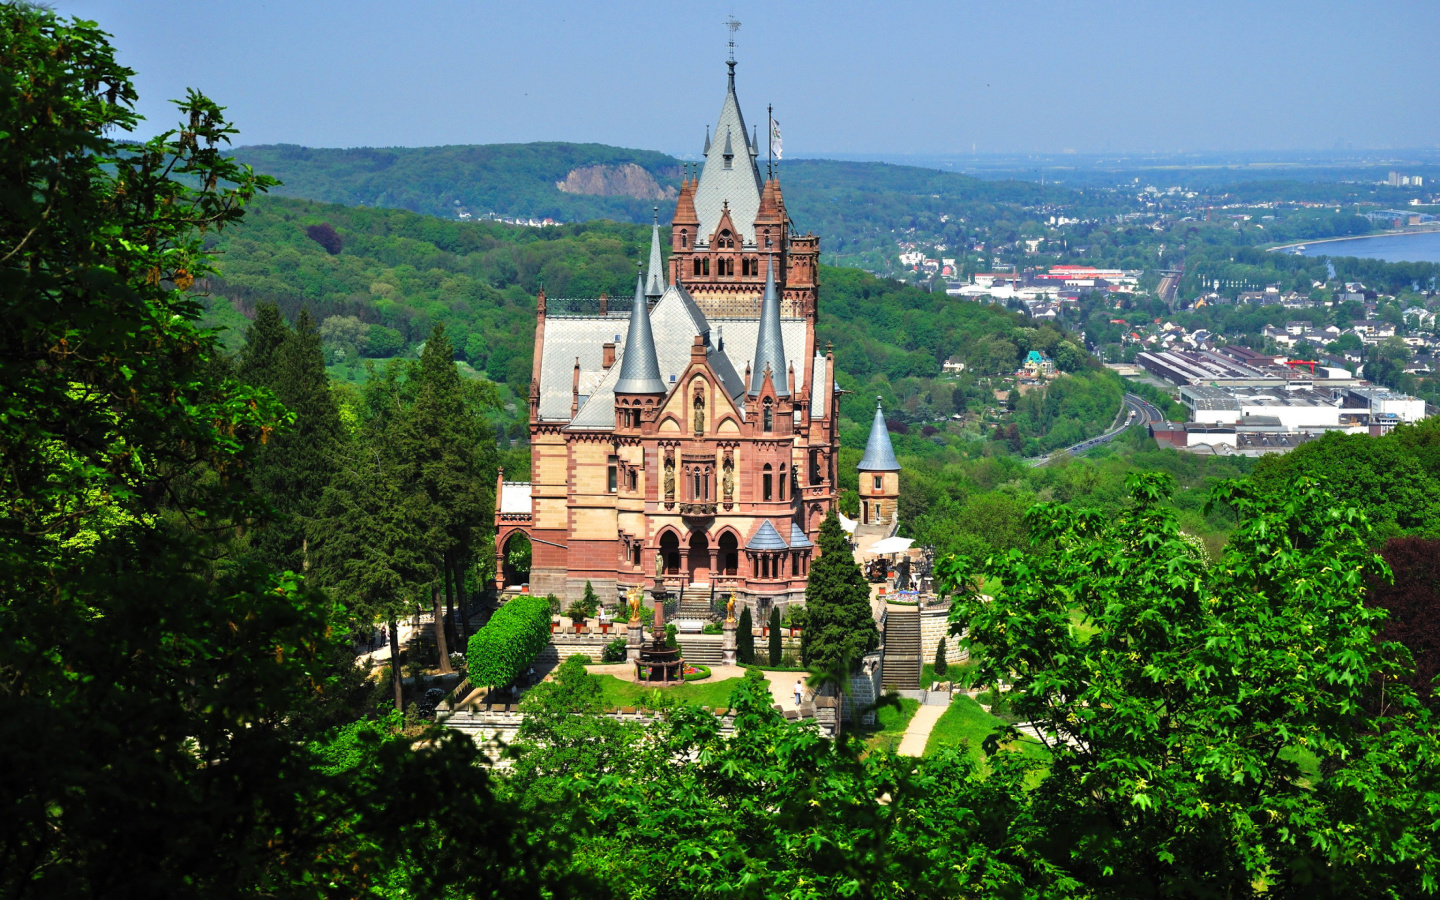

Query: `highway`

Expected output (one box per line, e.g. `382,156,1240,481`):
1027,393,1164,467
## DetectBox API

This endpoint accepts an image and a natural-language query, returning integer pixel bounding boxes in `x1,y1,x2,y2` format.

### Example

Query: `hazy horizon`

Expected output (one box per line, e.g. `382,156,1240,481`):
54,0,1440,157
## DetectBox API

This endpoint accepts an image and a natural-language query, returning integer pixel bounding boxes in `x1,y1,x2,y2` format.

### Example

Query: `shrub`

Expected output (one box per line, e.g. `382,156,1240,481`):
567,654,593,665
601,637,628,663
565,581,599,622
665,623,679,650
934,638,948,677
769,608,782,666
737,608,754,665
701,622,722,635
466,594,551,688
683,665,711,682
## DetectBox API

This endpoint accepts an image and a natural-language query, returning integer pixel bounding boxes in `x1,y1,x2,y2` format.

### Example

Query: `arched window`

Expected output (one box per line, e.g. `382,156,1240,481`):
764,229,772,249
693,469,702,502
693,258,702,277
779,464,787,501
762,464,773,502
680,229,688,248
720,230,733,249
703,258,710,276
762,400,773,432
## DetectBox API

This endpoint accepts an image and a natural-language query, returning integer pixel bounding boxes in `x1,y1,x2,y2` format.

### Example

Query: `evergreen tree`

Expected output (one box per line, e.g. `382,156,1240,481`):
236,301,289,390
934,637,948,677
736,607,754,665
246,307,343,573
801,511,879,670
769,607,782,667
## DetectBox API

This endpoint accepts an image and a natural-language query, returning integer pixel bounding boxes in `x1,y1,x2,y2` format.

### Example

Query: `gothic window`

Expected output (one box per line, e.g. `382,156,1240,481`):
720,230,733,249
693,469,702,502
693,258,701,277
703,258,710,276
764,229,772,249
762,464,773,502
779,464,787,501
680,229,688,248
762,400,773,432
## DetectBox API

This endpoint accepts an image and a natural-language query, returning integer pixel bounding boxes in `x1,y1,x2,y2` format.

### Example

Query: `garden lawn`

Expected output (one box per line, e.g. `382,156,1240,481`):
864,697,921,754
924,695,1049,767
592,674,744,710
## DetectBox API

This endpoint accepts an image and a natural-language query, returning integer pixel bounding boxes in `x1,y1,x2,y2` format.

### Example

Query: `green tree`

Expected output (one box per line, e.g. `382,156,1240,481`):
736,606,754,665
934,637,948,677
801,511,879,670
769,606,782,666
937,473,1440,896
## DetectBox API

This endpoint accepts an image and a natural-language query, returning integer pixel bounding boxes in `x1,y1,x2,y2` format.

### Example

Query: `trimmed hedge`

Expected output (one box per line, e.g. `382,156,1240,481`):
684,664,712,682
467,594,551,688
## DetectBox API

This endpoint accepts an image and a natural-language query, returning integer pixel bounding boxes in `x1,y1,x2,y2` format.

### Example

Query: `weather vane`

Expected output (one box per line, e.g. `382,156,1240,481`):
725,16,741,63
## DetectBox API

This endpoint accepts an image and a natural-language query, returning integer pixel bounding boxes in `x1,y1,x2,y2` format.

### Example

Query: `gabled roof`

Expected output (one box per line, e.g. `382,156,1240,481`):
693,64,764,245
749,256,789,395
857,398,901,472
746,519,788,550
614,271,666,395
788,522,813,549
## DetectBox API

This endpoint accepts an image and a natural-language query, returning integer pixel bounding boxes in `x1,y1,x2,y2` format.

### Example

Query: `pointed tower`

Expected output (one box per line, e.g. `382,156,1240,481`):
749,256,788,396
856,397,901,528
614,269,667,397
645,208,666,299
693,61,764,246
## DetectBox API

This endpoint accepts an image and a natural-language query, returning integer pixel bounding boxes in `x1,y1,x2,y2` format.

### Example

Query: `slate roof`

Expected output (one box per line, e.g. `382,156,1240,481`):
693,65,764,246
749,256,789,395
644,215,666,299
808,354,828,419
746,519,788,550
857,398,901,471
788,522,813,548
614,271,667,395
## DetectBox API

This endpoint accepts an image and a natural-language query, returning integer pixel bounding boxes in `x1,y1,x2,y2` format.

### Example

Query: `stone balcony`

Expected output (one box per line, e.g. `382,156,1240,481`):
678,501,718,519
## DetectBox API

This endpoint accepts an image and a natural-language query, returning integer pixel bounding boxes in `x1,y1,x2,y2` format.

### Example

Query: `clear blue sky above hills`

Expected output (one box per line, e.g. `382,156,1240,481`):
56,0,1440,156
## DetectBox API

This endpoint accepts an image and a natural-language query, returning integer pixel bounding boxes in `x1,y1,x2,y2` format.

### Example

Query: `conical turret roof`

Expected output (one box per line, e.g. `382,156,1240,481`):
857,397,900,471
749,256,788,396
645,209,666,298
614,270,666,395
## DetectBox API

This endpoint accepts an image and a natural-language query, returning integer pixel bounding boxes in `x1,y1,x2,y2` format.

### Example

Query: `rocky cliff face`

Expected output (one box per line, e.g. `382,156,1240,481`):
556,163,677,200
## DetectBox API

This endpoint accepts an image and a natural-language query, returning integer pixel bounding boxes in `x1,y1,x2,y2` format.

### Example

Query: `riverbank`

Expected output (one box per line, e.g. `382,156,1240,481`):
1268,225,1440,254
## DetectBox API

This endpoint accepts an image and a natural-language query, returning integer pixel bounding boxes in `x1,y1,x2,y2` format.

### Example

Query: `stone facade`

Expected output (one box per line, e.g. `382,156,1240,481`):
495,64,839,612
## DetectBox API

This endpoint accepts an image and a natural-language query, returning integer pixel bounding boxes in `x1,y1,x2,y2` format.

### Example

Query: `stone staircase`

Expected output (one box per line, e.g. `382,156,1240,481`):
677,583,714,621
882,608,921,690
677,633,724,667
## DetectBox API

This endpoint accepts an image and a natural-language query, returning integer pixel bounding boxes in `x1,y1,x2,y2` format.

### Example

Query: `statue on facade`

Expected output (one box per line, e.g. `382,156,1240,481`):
726,589,737,624
693,391,705,434
656,550,666,578
722,454,734,503
663,454,675,500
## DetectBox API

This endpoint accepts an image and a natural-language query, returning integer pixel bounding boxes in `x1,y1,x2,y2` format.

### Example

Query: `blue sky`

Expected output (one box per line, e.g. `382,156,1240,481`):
55,0,1440,156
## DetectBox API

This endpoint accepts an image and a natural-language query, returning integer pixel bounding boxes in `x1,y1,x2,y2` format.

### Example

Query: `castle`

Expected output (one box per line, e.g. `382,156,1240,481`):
494,60,889,614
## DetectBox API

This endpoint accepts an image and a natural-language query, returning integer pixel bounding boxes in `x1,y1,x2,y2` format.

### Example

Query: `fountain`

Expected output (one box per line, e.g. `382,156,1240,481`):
633,594,685,685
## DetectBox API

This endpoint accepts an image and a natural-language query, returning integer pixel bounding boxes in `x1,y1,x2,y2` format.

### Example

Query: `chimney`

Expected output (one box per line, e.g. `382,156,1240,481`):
602,342,616,369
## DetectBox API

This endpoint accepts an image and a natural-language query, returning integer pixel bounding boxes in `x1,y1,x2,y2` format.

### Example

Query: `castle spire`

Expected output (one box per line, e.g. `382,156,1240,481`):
749,256,788,396
645,207,666,299
703,125,710,156
614,266,666,395
857,397,901,471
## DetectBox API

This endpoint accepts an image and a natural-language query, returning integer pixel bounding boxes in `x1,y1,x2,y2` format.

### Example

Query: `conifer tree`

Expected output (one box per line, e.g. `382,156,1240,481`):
236,301,289,390
769,607,782,667
934,637,948,677
736,607,754,665
801,511,879,670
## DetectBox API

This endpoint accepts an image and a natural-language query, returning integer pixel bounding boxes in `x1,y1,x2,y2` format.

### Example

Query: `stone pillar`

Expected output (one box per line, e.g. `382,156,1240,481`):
722,617,737,666
627,617,644,663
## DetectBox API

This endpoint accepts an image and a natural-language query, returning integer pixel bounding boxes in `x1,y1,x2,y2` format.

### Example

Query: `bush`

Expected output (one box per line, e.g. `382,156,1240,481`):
466,594,551,688
665,623,679,650
565,581,599,622
934,638,948,677
769,608,782,666
683,664,712,682
737,608,754,665
566,654,593,665
701,622,722,635
601,637,628,663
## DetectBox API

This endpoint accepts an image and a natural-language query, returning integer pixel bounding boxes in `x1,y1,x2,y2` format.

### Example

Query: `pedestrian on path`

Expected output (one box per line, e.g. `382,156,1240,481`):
793,680,804,707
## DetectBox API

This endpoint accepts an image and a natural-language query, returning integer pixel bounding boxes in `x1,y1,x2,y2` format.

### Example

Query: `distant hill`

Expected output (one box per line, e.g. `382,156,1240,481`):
232,142,1070,271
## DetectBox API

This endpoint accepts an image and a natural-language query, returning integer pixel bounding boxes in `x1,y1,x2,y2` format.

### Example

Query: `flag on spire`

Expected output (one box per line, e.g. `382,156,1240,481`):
770,117,783,160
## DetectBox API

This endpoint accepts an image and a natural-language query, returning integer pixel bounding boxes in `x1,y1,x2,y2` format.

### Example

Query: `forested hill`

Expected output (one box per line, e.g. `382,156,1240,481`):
205,195,1118,453
231,142,1063,269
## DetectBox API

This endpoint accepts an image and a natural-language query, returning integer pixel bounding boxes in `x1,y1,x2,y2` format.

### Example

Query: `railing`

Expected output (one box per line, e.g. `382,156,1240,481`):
544,297,635,316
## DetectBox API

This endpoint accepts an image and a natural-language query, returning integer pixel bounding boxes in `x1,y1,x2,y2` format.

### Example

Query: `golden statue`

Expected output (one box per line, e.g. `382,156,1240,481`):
726,589,737,624
628,584,643,622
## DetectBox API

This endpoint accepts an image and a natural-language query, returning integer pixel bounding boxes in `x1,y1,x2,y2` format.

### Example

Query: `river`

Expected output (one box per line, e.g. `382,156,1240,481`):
1286,231,1440,264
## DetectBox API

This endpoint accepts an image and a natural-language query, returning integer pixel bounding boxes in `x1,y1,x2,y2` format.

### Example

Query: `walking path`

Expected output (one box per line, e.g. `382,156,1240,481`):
896,703,947,756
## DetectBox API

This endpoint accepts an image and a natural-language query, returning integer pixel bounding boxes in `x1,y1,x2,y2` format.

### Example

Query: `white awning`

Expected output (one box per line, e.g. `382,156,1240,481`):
867,537,914,555
838,513,857,534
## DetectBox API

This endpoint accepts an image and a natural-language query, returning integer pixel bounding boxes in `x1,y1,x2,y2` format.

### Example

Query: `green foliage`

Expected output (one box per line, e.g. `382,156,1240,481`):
601,636,628,663
683,664,711,682
664,623,678,650
768,607,782,666
700,622,722,635
801,512,880,669
736,607,754,665
934,637,948,677
937,472,1440,895
466,594,551,688
565,581,599,622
